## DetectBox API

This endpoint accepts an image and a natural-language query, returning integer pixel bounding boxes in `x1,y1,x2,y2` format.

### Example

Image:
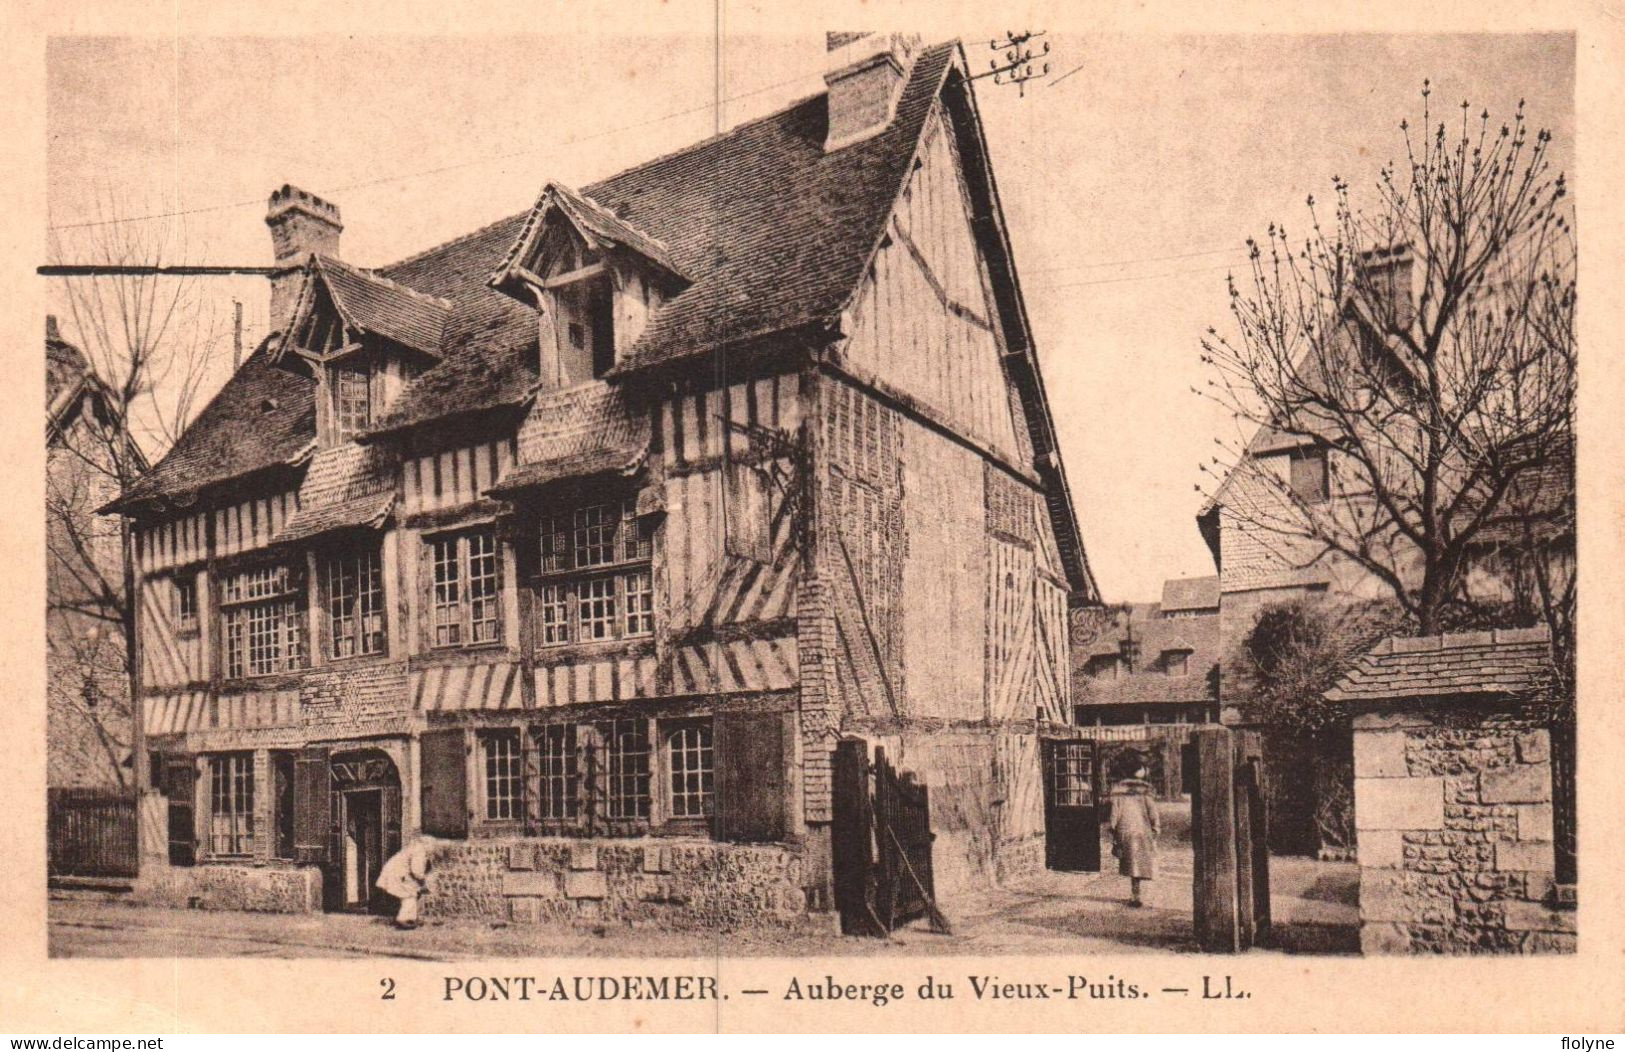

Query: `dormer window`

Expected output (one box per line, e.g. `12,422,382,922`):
334,364,372,439
488,182,691,388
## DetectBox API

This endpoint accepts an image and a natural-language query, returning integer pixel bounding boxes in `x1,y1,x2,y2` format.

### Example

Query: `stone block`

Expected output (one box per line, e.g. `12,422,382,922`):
1354,710,1433,731
1481,765,1549,805
502,870,559,898
1360,872,1438,923
1495,839,1555,874
1503,900,1576,933
564,870,607,900
641,846,669,874
1354,730,1410,779
507,844,534,871
569,841,599,871
1515,804,1553,842
508,897,540,924
1515,730,1550,765
1360,922,1412,955
1360,829,1405,869
1356,776,1444,830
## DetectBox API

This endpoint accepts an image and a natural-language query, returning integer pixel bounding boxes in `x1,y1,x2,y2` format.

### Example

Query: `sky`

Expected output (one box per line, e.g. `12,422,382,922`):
44,30,1575,602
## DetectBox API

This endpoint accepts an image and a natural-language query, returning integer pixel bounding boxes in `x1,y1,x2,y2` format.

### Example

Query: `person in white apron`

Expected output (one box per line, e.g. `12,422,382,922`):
375,836,438,929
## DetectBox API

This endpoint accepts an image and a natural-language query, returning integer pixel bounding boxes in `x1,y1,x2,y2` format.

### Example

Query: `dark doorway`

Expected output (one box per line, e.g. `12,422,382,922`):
323,748,402,914
341,789,385,913
1042,738,1101,871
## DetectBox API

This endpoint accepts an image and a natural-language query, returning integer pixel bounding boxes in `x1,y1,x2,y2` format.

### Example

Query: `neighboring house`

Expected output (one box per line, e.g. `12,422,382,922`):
1195,249,1575,702
1069,577,1219,798
103,34,1096,923
1071,576,1219,728
47,316,141,788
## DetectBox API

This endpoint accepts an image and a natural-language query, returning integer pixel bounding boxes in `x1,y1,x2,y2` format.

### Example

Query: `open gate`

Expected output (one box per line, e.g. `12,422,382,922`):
831,740,947,936
1041,738,1102,871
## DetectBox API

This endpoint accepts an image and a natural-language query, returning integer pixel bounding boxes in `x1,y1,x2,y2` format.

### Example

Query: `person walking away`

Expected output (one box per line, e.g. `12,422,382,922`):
376,835,438,929
1109,766,1160,907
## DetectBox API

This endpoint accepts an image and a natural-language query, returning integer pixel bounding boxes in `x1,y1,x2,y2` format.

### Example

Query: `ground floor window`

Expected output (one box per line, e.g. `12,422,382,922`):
599,718,651,821
209,752,255,856
481,730,523,820
535,724,578,822
666,722,714,820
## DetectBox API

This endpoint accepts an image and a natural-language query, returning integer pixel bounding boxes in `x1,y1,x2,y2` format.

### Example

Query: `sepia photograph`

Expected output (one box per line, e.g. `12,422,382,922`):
37,23,1582,963
8,0,1622,1035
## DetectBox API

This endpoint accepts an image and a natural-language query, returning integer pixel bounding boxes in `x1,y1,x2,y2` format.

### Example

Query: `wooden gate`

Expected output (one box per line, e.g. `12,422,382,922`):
1185,726,1272,952
831,740,946,936
1041,738,1102,871
48,788,139,879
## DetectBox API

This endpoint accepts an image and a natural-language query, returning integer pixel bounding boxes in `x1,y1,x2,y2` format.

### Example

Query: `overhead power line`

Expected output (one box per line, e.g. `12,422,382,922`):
48,63,832,233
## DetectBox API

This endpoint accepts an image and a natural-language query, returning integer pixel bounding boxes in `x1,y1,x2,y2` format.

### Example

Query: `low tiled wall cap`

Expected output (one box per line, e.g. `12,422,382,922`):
1440,629,1496,649
1493,626,1552,645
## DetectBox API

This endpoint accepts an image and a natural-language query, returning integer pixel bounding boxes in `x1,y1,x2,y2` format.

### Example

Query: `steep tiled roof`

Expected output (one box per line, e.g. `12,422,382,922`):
110,340,316,511
1323,626,1552,704
1160,575,1219,613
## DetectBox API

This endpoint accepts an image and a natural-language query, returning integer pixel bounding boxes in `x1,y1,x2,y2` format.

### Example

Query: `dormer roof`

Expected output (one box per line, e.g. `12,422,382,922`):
489,182,688,296
271,254,451,365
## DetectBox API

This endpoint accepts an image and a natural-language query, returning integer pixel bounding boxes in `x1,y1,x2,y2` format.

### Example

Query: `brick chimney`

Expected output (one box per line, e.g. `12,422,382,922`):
266,184,342,328
823,32,921,151
1357,243,1415,333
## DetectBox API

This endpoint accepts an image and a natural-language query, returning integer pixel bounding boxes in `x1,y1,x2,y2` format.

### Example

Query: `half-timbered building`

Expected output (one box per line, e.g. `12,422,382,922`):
106,33,1097,925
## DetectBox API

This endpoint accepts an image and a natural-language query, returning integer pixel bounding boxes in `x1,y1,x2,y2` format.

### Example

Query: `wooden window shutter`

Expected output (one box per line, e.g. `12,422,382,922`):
292,747,331,863
420,728,469,838
724,462,773,564
713,711,788,843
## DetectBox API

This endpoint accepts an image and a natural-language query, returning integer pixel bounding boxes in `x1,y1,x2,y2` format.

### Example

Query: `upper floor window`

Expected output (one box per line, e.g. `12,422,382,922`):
334,365,371,440
1163,650,1190,677
537,496,654,647
174,574,198,633
429,528,503,648
1087,654,1121,681
325,544,386,659
1289,447,1329,503
221,564,305,678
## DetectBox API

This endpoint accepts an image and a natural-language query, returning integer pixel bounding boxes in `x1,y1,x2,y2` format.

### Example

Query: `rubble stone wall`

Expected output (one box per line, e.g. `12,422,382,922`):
420,837,832,933
1353,706,1575,954
136,862,322,914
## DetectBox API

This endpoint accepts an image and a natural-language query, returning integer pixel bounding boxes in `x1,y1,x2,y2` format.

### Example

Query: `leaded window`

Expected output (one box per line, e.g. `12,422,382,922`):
428,528,503,648
599,718,650,820
536,497,653,647
481,730,522,821
326,544,385,658
221,564,305,678
535,724,578,822
209,752,255,855
667,723,714,820
334,366,371,440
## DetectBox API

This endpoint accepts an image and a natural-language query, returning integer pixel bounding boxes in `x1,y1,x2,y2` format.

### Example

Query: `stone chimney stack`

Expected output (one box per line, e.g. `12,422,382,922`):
1357,243,1416,332
823,32,921,152
265,184,342,329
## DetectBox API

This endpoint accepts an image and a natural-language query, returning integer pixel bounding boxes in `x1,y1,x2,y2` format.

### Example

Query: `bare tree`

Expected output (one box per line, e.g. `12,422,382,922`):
1199,84,1575,639
46,202,224,788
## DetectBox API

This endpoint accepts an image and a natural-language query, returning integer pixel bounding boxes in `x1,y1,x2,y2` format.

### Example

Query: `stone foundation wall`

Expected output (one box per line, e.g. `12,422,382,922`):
1353,708,1575,954
421,837,831,933
137,862,322,914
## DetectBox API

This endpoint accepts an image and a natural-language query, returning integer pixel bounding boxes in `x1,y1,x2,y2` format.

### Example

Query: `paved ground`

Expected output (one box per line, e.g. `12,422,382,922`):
50,840,1358,960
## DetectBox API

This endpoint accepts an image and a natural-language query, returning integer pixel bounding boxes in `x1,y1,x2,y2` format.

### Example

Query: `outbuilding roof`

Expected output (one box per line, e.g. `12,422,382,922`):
1323,626,1552,704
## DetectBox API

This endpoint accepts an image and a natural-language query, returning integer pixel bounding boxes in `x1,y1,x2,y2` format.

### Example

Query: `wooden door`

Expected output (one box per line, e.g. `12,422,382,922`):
1042,739,1101,872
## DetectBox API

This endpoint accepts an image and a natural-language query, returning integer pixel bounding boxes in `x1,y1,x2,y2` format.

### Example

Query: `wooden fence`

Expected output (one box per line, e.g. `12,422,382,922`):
48,787,139,879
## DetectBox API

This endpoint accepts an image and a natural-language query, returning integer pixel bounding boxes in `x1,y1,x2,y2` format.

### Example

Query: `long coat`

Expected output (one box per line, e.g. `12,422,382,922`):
1109,780,1160,879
